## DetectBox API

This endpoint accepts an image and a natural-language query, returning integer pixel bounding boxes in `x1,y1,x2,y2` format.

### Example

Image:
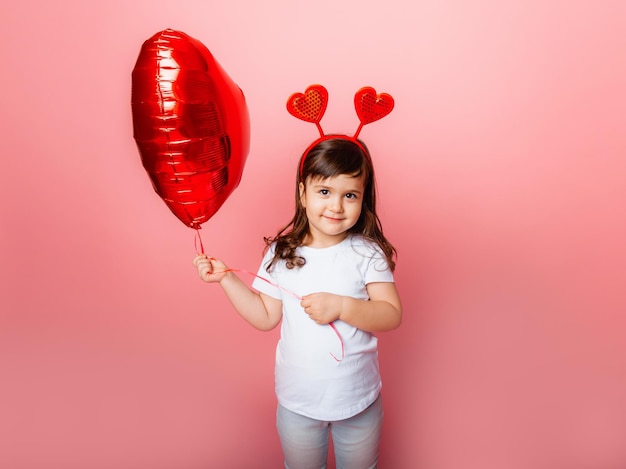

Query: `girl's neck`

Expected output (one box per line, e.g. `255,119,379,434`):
302,232,350,249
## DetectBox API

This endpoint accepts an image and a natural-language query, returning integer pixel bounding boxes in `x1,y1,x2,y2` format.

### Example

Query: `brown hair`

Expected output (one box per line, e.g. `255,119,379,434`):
264,137,396,272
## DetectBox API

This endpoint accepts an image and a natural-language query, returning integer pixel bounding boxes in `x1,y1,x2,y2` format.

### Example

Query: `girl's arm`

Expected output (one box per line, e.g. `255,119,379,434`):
300,282,402,332
193,254,283,331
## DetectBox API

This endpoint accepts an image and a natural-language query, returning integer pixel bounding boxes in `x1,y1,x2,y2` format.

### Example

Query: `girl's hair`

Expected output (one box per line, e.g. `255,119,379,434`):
264,137,396,272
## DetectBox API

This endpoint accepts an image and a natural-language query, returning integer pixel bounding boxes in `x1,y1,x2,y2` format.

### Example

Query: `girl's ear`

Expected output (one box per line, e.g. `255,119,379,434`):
298,182,306,207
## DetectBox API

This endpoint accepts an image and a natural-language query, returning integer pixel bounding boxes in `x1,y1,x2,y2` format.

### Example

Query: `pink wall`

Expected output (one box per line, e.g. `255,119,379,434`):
1,1,625,468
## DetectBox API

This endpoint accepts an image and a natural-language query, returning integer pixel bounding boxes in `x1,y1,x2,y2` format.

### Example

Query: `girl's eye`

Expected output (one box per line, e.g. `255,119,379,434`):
345,193,357,199
319,189,330,195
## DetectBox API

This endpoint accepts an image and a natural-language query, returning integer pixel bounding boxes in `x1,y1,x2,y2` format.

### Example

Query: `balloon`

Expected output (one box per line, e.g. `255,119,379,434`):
131,29,250,229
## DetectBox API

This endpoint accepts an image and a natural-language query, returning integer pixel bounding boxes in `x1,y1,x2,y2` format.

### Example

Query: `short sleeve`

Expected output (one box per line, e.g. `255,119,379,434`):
363,243,394,285
251,245,283,300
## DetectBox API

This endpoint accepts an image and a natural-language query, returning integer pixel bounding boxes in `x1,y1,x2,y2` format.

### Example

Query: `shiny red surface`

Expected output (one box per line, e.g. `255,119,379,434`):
131,29,249,229
354,87,394,125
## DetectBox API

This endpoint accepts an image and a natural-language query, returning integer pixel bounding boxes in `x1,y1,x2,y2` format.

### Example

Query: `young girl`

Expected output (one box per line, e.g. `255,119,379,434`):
193,137,401,468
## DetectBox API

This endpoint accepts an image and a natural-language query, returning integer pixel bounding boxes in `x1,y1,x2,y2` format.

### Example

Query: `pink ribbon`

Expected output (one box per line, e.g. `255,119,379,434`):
195,230,344,361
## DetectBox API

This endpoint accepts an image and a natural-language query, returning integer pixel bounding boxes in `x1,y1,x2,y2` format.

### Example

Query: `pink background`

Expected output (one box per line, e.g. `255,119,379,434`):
1,1,625,468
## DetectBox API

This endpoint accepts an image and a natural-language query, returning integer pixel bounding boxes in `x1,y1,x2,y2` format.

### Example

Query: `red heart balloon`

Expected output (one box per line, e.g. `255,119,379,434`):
131,29,250,229
354,87,394,125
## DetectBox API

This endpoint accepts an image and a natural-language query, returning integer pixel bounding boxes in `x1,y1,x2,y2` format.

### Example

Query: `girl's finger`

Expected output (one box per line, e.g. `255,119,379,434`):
193,254,206,265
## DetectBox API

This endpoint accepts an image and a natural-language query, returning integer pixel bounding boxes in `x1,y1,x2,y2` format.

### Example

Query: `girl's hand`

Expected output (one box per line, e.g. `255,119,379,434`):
300,293,343,325
192,254,230,283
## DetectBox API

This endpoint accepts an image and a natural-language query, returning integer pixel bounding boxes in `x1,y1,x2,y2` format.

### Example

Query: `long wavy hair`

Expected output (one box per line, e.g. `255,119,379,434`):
264,137,396,272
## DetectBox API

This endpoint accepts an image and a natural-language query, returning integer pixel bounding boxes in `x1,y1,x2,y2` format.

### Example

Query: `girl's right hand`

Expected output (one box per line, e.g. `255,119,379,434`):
193,254,230,283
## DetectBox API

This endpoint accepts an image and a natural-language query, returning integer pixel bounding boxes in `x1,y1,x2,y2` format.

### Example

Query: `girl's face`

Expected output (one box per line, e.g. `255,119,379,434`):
299,173,365,248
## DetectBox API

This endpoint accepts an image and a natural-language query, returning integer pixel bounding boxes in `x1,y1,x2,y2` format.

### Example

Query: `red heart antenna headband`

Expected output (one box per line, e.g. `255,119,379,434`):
286,85,395,177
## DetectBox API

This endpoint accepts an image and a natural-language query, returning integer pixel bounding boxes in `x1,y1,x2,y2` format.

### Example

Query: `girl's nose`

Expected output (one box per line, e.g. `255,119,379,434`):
329,196,344,212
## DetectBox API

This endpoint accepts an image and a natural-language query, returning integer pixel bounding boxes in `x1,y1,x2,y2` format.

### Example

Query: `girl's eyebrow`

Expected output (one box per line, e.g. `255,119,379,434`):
311,183,331,190
311,183,363,194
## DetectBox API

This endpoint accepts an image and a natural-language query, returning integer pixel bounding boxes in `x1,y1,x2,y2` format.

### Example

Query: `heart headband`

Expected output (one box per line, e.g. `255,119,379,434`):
286,84,395,177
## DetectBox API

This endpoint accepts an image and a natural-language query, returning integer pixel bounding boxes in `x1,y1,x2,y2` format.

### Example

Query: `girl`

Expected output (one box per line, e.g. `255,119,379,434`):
193,137,401,469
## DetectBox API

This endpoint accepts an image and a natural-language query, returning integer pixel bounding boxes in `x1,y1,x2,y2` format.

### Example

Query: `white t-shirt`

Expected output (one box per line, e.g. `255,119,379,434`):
252,234,394,421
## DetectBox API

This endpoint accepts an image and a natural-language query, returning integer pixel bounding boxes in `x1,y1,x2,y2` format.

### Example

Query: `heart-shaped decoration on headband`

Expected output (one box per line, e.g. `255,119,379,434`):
354,87,395,125
287,84,395,175
287,84,329,124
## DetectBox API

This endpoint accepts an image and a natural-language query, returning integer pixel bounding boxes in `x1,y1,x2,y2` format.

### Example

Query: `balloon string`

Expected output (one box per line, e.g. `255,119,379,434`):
215,267,344,362
195,229,205,254
222,267,302,300
328,322,344,362
193,231,343,361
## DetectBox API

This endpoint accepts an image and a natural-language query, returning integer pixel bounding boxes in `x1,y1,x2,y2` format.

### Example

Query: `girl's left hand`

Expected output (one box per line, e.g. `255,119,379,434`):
300,293,343,325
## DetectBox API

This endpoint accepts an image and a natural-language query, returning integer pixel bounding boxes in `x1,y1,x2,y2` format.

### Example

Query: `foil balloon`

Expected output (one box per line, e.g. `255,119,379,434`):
131,29,250,229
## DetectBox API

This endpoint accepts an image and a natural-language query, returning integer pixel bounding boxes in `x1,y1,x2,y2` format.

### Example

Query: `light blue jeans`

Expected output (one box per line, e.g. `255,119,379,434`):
276,394,383,469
